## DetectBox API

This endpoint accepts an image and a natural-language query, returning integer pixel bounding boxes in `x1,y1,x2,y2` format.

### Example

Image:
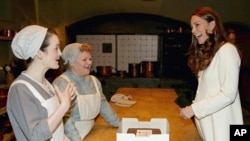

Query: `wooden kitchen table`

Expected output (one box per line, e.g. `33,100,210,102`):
84,88,202,141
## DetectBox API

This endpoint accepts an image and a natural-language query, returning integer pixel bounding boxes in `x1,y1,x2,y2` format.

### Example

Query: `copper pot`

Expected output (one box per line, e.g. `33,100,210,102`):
1,29,13,37
96,66,113,77
128,63,140,78
141,61,158,78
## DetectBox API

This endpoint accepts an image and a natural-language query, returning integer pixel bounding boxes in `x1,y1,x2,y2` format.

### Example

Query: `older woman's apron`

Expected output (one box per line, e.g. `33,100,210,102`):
10,80,64,141
60,75,101,139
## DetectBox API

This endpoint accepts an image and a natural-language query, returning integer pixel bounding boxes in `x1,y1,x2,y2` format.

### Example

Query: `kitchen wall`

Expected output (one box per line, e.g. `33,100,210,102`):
1,0,250,68
38,0,250,50
2,0,250,45
0,0,35,66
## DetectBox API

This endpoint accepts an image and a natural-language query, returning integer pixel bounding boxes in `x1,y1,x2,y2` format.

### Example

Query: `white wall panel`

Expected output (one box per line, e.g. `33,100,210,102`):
76,34,158,73
76,35,116,72
117,35,158,72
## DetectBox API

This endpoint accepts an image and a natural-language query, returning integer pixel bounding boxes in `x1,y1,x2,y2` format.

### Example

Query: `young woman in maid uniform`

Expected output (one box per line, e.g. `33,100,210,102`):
7,25,76,141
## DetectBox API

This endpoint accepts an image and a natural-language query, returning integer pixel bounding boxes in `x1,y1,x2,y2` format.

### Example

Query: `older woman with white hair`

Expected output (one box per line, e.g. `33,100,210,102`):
53,43,120,141
7,25,76,141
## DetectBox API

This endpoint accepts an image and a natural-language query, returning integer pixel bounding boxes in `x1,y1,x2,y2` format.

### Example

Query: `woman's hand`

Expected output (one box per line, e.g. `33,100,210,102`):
47,83,76,133
180,106,194,119
54,82,76,109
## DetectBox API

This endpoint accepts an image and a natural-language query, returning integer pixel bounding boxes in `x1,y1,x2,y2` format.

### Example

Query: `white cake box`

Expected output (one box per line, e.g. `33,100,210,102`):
117,118,169,141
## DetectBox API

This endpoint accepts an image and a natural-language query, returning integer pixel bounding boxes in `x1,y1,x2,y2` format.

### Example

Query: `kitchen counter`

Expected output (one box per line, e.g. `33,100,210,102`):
0,84,9,89
84,88,202,141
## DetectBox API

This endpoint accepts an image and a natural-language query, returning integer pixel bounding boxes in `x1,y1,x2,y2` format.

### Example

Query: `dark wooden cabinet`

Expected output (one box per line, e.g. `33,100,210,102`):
161,32,191,78
239,67,250,111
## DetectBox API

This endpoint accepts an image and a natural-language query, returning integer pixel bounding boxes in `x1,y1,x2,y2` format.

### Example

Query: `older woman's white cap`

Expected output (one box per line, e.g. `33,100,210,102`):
11,25,48,60
62,43,82,64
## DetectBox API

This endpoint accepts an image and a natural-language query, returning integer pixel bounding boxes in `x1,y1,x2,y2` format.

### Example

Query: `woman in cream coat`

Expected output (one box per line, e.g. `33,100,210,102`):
180,7,243,141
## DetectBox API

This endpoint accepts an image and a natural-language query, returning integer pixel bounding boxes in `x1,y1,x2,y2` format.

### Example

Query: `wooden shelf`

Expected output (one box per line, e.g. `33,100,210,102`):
0,36,12,41
0,84,10,89
2,132,14,141
0,107,7,115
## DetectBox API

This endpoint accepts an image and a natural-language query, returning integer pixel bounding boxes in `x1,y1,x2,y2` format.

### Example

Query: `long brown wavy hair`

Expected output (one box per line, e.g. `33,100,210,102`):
187,7,227,77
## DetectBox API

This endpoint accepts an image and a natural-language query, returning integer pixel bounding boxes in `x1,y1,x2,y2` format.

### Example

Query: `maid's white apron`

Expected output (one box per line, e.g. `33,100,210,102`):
11,80,64,141
60,75,101,139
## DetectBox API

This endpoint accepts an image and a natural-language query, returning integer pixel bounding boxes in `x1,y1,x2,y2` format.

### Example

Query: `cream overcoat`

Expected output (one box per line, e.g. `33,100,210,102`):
191,43,243,141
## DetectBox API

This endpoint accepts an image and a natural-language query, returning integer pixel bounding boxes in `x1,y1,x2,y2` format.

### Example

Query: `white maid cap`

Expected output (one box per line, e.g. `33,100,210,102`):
11,25,48,60
62,43,83,65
